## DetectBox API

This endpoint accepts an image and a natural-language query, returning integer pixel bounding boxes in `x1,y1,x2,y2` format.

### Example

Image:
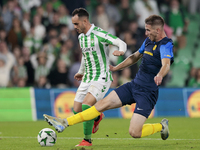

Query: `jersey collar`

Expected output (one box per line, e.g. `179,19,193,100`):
153,37,167,44
85,24,95,36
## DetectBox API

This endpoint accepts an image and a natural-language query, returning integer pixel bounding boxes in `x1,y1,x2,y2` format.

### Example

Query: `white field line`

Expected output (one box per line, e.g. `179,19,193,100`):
30,87,37,121
0,136,200,141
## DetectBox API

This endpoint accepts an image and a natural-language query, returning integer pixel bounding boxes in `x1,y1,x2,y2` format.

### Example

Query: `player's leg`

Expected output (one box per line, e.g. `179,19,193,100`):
44,89,123,133
73,90,122,147
129,84,169,139
95,82,133,112
43,82,129,131
67,90,123,125
129,113,169,139
44,88,85,133
76,93,96,146
129,113,147,138
72,82,94,146
92,112,104,134
73,101,82,113
73,101,82,114
76,81,111,146
66,81,133,125
73,81,88,114
90,81,110,134
129,112,162,138
43,82,88,132
73,100,94,146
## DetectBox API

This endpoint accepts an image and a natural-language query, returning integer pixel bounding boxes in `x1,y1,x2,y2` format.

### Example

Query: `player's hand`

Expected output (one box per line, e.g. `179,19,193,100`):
154,75,163,86
112,50,124,56
74,73,83,81
109,65,117,72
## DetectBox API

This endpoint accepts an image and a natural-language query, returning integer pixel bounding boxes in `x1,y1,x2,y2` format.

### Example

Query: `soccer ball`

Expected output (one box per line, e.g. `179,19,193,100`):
37,128,57,146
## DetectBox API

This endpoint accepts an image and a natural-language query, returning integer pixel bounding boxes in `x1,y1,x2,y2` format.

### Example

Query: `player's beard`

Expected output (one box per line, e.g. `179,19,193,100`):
78,25,86,34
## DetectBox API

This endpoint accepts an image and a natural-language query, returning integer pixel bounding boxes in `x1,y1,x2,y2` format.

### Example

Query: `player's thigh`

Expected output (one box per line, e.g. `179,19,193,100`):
129,113,146,135
90,80,112,101
133,86,158,118
82,92,97,106
74,82,90,103
114,82,135,105
95,90,123,112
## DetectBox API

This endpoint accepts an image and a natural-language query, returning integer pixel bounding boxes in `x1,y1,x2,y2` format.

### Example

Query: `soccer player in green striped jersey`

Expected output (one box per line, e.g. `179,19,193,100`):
71,8,126,147
43,8,124,147
70,8,126,147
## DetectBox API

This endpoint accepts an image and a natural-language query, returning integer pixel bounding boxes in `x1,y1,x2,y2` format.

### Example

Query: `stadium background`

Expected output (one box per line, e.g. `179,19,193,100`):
0,0,200,121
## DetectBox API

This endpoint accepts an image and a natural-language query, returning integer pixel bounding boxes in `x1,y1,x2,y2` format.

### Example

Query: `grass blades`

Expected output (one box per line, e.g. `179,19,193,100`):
0,117,200,150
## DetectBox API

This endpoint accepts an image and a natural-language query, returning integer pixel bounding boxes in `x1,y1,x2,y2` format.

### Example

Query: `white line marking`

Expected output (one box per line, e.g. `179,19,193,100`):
0,136,200,141
30,87,37,121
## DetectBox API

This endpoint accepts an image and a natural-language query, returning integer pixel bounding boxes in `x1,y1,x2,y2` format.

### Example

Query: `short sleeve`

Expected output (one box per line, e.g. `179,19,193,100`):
160,42,174,59
138,38,147,53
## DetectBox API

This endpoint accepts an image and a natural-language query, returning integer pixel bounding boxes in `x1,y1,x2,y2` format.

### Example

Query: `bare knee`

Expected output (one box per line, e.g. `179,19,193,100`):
73,106,81,113
129,129,141,138
73,102,82,112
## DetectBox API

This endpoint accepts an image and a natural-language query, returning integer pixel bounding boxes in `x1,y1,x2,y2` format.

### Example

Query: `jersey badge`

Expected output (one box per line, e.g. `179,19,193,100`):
102,86,106,92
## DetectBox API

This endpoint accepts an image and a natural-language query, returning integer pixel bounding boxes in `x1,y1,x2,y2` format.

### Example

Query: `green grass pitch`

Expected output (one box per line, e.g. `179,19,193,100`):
0,117,200,150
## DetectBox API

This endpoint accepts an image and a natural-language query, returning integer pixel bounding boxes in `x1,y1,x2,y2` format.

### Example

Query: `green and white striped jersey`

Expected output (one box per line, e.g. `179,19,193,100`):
78,24,118,83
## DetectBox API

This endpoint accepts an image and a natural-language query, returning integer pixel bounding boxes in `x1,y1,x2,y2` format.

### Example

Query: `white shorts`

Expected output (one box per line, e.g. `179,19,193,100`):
74,80,112,103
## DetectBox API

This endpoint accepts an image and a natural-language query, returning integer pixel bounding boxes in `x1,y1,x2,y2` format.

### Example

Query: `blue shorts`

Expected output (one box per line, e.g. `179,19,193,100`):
114,81,158,118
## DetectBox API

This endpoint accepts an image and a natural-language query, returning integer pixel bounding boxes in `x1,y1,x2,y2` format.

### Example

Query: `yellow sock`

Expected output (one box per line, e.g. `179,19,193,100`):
67,106,101,126
141,123,162,137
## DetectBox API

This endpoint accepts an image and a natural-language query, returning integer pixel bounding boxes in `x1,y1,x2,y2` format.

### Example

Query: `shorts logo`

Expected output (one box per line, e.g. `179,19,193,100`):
137,107,143,110
102,86,106,92
120,104,154,119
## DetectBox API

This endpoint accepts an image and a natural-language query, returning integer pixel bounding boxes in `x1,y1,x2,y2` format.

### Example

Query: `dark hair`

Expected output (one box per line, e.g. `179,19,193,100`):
72,8,89,18
145,15,165,27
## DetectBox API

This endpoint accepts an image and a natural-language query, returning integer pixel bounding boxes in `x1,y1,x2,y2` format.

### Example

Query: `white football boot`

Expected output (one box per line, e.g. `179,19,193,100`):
43,114,68,133
160,118,169,140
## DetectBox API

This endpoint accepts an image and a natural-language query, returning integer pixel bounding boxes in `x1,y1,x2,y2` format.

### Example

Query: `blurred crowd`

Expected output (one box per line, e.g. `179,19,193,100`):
0,0,199,88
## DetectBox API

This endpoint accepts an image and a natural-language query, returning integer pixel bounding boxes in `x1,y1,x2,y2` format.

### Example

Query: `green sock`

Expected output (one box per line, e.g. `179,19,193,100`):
82,104,94,140
73,109,78,114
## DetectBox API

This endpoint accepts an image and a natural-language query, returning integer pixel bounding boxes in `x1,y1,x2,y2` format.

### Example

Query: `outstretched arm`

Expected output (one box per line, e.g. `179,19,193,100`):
154,58,171,86
110,51,143,71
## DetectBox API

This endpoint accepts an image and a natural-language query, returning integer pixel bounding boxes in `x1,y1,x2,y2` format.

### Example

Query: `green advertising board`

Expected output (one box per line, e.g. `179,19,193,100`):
0,88,33,121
